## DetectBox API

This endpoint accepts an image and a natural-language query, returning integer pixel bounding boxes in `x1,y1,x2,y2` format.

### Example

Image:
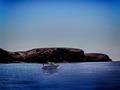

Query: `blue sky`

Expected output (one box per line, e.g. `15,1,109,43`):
0,0,120,60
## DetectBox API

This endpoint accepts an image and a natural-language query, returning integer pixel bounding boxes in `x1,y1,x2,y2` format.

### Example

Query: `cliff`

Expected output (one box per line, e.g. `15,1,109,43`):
84,53,112,62
0,48,14,63
0,48,112,63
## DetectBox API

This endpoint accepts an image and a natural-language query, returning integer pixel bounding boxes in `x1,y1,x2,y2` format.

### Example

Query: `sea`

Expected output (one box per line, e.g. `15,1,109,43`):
0,62,120,90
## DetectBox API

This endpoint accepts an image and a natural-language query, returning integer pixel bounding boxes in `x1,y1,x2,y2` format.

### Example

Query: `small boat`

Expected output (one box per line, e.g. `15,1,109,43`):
42,62,59,69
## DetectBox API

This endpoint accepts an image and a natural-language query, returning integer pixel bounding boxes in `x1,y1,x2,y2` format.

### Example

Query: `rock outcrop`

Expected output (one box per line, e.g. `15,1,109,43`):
0,48,13,63
14,48,84,63
0,48,112,63
84,53,112,62
0,48,84,63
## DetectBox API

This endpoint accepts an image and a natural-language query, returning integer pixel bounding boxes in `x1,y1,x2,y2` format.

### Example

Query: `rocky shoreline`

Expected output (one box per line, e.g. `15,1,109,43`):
0,48,112,63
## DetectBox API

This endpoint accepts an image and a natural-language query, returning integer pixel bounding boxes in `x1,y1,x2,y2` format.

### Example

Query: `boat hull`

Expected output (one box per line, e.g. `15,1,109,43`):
42,65,59,69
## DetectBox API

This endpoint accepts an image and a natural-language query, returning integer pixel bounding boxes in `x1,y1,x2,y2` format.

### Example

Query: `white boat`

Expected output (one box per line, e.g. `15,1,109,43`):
42,62,59,69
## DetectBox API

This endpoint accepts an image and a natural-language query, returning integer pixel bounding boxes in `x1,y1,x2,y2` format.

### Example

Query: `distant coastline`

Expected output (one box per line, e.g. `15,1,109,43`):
0,48,112,63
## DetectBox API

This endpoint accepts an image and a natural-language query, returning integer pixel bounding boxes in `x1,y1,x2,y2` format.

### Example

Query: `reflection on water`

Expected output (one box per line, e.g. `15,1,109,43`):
42,68,58,75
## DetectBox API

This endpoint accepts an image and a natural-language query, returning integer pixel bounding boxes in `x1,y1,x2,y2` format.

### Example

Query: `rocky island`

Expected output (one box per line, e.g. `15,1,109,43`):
0,48,112,63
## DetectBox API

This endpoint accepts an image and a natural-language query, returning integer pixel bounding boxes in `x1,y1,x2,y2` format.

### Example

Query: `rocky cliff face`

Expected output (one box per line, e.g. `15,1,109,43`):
13,48,84,63
0,48,112,63
84,53,112,62
0,48,14,63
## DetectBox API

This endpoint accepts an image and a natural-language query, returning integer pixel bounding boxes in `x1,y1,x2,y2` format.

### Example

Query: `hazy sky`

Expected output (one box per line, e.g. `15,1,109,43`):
0,0,120,61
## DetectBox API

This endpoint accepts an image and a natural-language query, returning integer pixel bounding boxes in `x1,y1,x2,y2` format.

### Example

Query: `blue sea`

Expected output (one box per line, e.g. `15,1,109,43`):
0,62,120,90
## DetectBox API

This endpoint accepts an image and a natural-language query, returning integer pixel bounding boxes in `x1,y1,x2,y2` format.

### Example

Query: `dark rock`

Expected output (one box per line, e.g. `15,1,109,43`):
22,48,84,63
84,53,112,62
0,48,112,63
0,48,13,63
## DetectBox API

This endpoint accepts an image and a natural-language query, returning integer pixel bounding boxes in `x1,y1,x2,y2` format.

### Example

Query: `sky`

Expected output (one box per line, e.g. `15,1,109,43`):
0,0,120,61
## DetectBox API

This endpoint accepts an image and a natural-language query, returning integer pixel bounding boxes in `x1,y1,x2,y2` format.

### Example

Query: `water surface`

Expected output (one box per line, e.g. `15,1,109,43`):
0,62,120,90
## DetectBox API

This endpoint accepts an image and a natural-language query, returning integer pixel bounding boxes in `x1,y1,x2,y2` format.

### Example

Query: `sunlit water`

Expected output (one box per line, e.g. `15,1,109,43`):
0,62,120,90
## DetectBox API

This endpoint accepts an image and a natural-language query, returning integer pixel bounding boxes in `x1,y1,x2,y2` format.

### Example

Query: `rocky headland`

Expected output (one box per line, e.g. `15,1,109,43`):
0,48,112,63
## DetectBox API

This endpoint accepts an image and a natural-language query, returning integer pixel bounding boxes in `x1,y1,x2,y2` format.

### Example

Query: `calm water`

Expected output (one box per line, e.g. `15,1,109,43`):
0,62,120,90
